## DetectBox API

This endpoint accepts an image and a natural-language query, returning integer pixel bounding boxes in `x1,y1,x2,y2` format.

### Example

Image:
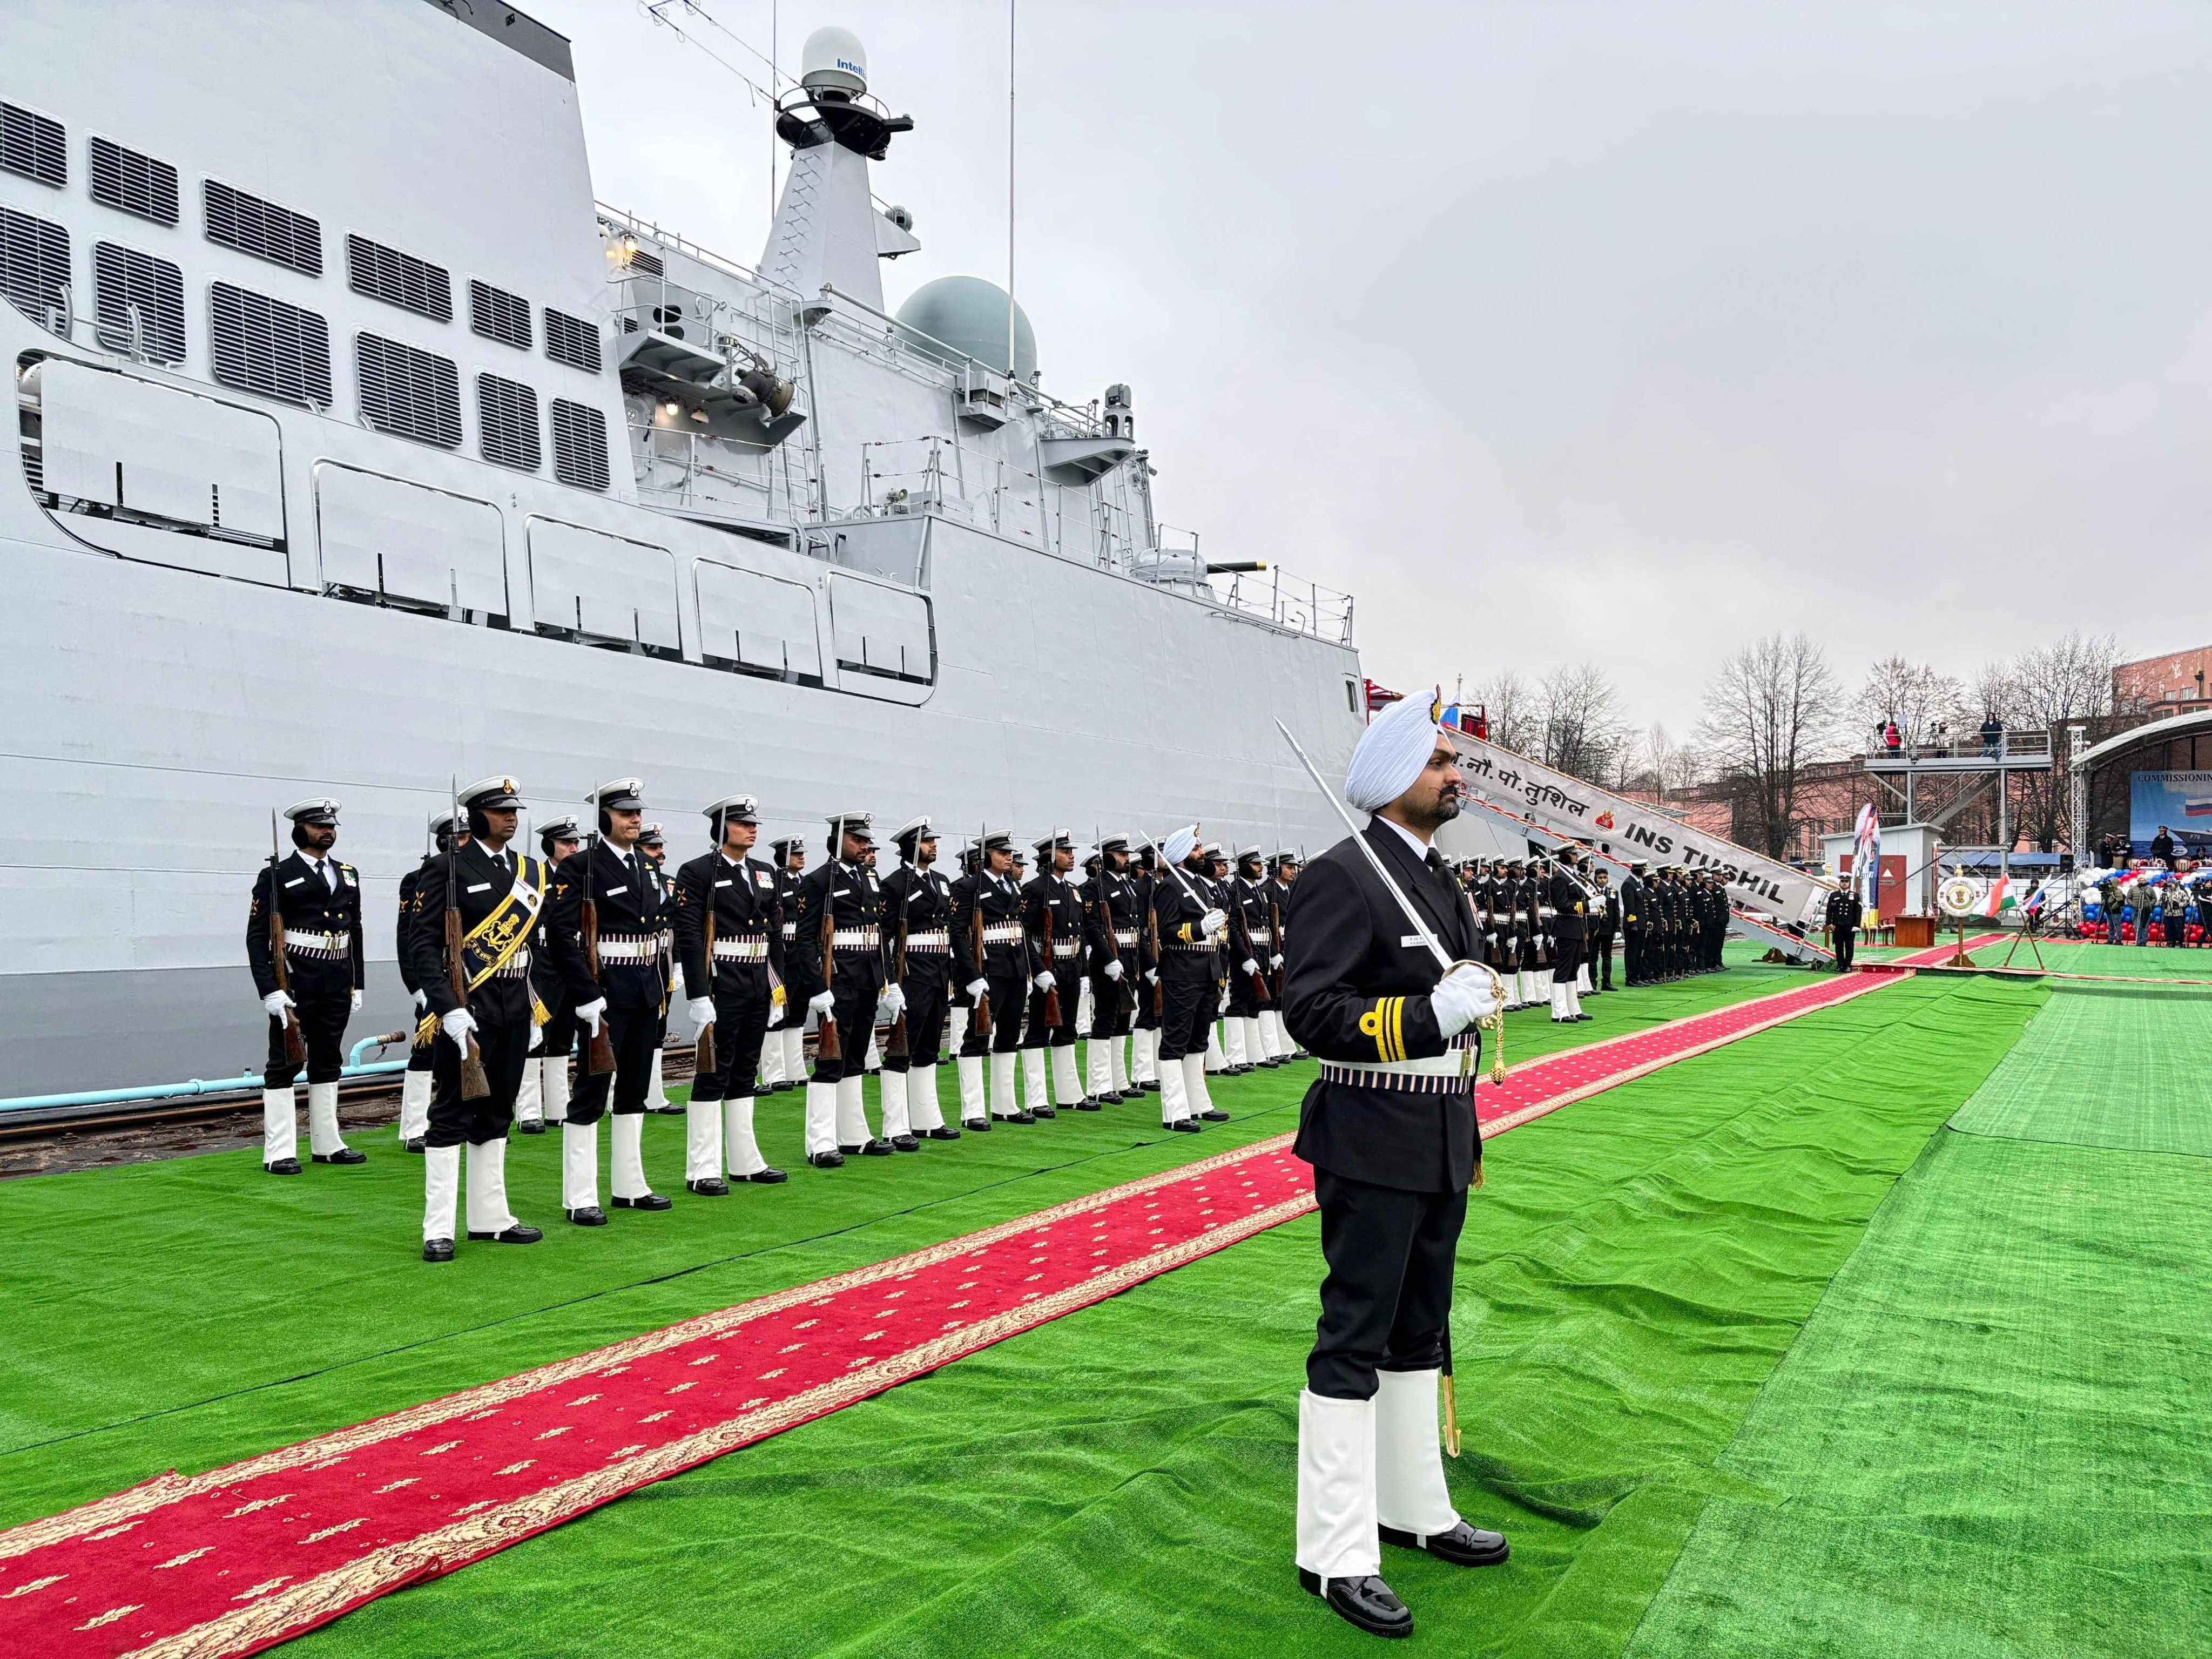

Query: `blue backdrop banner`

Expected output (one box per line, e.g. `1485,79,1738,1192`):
2129,771,2212,856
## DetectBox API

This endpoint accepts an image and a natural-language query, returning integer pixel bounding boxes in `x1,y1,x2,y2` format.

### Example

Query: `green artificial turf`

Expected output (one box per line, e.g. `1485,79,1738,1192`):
1964,937,2212,978
261,974,2039,1658
1627,988,2212,1657
0,963,1804,1533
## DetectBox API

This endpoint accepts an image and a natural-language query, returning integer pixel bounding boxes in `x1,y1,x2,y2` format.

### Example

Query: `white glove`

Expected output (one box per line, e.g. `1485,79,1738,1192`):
808,989,835,1016
262,990,294,1021
1144,968,1158,984
528,1021,544,1051
1241,957,1260,976
878,983,906,1020
766,999,785,1029
688,996,716,1029
1270,953,1284,970
413,988,428,1013
350,988,363,1013
966,976,990,1000
1217,986,1231,1013
1104,959,1124,981
1200,907,1228,939
1034,969,1056,992
576,997,607,1035
1428,963,1498,1039
441,1007,478,1047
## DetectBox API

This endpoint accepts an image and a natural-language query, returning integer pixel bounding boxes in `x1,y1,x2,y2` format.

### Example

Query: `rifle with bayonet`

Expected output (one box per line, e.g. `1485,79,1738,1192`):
1039,877,1064,1029
1092,840,1132,1022
696,882,718,1080
267,810,306,1068
884,866,913,1063
966,825,992,1040
577,787,617,1076
814,819,844,1065
446,778,491,1100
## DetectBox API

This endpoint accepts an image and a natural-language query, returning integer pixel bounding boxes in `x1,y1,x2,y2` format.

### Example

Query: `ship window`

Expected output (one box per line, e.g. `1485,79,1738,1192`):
477,372,541,471
0,102,66,189
827,570,935,696
0,206,70,325
469,278,531,349
208,281,331,407
87,137,179,227
527,518,679,652
204,180,323,276
543,306,601,373
696,561,822,682
92,243,186,362
347,234,452,322
549,397,609,490
356,333,462,449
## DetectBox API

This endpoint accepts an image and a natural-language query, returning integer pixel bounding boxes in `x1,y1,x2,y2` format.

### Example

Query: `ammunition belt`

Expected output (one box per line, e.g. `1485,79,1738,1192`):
489,951,533,980
1050,938,1083,958
980,923,1023,944
1166,940,1218,954
781,922,798,939
1247,926,1274,946
1113,928,1140,948
712,937,770,962
905,928,952,953
831,927,879,952
1319,1031,1479,1093
596,934,660,962
282,928,349,960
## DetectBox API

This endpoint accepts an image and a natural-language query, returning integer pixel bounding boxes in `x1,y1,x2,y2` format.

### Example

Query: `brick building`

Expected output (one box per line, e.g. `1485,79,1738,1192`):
2113,644,2212,719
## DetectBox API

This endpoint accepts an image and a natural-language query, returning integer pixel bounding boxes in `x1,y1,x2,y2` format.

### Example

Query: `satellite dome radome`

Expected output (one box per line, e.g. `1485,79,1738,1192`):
894,275,1037,382
799,26,867,97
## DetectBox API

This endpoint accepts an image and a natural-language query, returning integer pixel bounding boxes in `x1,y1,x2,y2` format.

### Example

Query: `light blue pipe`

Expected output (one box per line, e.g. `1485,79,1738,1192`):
0,1055,409,1116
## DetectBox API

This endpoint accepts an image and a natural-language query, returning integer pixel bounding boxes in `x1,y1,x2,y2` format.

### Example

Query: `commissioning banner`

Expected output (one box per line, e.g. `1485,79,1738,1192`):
1445,729,1833,928
2129,771,2212,855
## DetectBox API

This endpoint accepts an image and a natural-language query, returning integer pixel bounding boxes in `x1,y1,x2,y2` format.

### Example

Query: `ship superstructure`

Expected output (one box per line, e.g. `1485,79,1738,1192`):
0,1,1368,1094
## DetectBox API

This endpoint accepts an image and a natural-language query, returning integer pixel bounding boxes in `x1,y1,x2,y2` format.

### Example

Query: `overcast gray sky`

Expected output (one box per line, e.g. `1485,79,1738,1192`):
533,0,2212,735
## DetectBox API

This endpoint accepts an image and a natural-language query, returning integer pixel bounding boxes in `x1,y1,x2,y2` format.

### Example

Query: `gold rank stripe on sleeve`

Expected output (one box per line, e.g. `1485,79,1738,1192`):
1356,997,1407,1063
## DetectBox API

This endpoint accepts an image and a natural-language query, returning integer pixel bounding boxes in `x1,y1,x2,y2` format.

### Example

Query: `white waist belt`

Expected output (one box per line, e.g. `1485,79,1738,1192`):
1053,939,1082,957
283,928,348,958
713,938,770,962
1249,927,1274,945
490,950,533,979
831,927,879,950
1114,928,1139,948
781,922,798,939
597,935,659,961
1320,1034,1479,1091
906,928,951,952
980,922,1022,944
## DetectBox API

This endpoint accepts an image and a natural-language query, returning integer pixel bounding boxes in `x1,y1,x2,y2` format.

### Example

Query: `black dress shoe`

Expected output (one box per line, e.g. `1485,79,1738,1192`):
313,1148,367,1165
422,1237,455,1263
1380,1521,1509,1567
964,1117,993,1132
1199,1109,1230,1123
567,1204,609,1226
653,1102,685,1115
746,1166,790,1183
403,1137,426,1155
265,1157,303,1176
889,1134,922,1152
1576,1013,1595,1022
1168,1120,1204,1134
1030,1104,1057,1120
860,1137,895,1156
516,1120,546,1135
686,1177,731,1196
1298,1569,1411,1639
995,1110,1035,1125
612,1192,673,1210
1097,1090,1124,1105
467,1223,544,1244
807,1150,846,1169
926,1125,962,1140
1076,1097,1103,1111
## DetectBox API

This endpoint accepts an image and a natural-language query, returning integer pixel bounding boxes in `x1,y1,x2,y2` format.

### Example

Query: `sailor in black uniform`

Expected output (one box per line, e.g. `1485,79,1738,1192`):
548,778,673,1224
406,775,547,1262
1259,849,1300,1063
879,816,959,1142
1590,867,1620,992
1823,880,1862,972
763,835,807,1092
1223,846,1276,1073
673,793,790,1192
395,807,458,1155
1150,829,1229,1131
247,797,366,1176
519,813,582,1135
1017,831,1086,1114
791,814,898,1164
1082,834,1142,1104
1282,694,1507,1640
951,833,1017,1126
1619,860,1648,985
1126,843,1163,1092
636,823,682,1114
1545,851,1592,1022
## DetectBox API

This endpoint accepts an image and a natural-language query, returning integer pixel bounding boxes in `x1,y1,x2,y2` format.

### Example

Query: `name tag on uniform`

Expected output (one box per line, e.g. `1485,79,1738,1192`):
1399,933,1427,948
715,879,733,888
284,877,304,888
604,884,628,896
467,882,491,893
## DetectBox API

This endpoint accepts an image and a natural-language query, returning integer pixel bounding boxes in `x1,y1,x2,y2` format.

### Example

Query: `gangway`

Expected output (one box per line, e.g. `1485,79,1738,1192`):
1444,729,1837,966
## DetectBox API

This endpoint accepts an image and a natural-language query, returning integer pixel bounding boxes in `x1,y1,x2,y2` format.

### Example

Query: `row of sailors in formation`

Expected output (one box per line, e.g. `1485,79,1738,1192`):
1441,851,1735,1011
247,780,1306,1262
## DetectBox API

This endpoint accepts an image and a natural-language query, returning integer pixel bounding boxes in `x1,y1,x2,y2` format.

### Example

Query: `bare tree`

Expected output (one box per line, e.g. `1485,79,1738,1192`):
1469,669,1538,755
1699,632,1842,857
2007,631,2123,849
1535,662,1627,784
1854,656,1966,751
1616,721,1701,801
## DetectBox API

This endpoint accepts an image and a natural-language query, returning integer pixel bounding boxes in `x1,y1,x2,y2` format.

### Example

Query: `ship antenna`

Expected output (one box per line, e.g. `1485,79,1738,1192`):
1006,0,1017,382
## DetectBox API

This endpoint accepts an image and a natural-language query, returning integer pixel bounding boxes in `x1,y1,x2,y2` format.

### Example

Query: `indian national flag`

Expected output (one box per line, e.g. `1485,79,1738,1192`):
1980,875,2015,916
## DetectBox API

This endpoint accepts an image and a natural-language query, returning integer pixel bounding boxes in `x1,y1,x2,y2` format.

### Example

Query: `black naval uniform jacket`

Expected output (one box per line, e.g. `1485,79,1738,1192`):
548,840,670,1013
395,857,434,1001
788,857,886,1004
1085,864,1148,972
879,862,954,971
672,851,786,999
1547,868,1591,942
1150,862,1218,975
1021,872,1086,981
1282,822,1482,1194
954,868,1031,981
406,840,547,1030
1823,888,1863,934
247,851,366,1002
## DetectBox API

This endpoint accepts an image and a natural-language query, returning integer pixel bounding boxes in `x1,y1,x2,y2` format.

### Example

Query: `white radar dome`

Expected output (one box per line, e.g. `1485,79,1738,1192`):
799,27,868,97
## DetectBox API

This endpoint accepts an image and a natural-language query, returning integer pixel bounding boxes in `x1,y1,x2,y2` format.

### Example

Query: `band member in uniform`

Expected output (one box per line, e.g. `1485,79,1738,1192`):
1590,867,1620,992
1082,834,1142,1104
763,835,808,1091
395,807,458,1155
548,778,673,1224
1545,851,1591,1022
1282,693,1507,1639
880,818,959,1141
1150,828,1229,1132
406,776,548,1262
247,798,366,1176
955,828,1033,1125
674,793,791,1191
1224,846,1276,1073
791,814,899,1164
520,813,582,1134
1019,831,1087,1114
1126,842,1163,1092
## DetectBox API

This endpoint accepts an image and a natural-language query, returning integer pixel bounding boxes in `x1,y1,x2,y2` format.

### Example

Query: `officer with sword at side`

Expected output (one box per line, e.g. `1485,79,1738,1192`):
1277,693,1510,1641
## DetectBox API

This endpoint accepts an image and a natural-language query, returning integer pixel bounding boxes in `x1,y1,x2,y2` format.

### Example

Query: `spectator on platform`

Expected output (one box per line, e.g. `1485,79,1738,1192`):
1979,713,2003,758
1882,720,1902,753
2152,826,2176,868
2099,872,2127,943
2096,833,2120,869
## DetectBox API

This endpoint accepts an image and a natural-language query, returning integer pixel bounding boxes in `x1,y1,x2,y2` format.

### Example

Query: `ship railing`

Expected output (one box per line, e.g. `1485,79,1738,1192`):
1208,564,1355,646
854,437,1149,570
631,417,806,522
596,204,798,304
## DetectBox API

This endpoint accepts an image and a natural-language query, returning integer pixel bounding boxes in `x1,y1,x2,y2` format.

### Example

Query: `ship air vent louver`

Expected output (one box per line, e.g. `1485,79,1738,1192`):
0,103,66,188
348,234,452,322
477,373,541,471
204,180,323,276
469,279,531,349
543,307,602,374
92,242,186,361
88,137,179,226
550,398,610,490
209,281,332,406
629,249,664,279
0,206,70,323
356,333,462,449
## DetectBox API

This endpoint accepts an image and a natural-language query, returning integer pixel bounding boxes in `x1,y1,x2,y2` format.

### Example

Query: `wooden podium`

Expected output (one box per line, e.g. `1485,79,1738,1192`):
1892,914,1936,949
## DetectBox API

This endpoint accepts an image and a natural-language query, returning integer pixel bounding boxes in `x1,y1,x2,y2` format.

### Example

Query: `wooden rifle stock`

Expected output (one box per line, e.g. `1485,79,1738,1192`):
445,857,491,1101
884,880,911,1062
814,881,842,1064
1040,894,1064,1028
579,891,617,1076
1096,876,1132,1020
967,901,992,1040
696,894,718,1079
266,818,306,1067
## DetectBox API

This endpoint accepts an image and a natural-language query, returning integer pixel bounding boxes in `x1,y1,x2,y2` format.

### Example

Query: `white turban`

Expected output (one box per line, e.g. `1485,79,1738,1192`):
1345,691,1444,812
1162,825,1199,864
